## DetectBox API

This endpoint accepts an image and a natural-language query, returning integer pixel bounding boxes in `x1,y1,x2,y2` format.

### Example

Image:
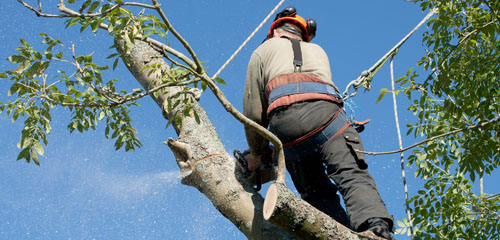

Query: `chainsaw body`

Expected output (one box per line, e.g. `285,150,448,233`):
234,147,278,191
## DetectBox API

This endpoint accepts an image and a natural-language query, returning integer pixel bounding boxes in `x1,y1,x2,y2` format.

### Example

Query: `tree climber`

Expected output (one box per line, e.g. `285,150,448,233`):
242,6,395,240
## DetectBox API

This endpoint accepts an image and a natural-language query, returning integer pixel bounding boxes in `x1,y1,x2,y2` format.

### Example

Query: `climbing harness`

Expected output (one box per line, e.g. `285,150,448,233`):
283,107,351,160
265,36,343,115
265,37,368,160
289,38,303,72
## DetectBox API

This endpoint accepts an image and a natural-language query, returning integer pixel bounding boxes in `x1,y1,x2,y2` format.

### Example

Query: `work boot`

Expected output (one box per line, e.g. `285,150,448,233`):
362,218,395,240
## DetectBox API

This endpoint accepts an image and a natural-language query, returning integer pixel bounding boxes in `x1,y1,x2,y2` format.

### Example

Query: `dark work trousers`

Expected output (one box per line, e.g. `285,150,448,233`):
269,100,393,231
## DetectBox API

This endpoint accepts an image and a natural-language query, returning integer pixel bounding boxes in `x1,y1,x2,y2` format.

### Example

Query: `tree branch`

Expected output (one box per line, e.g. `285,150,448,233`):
360,117,500,156
150,0,203,74
18,0,155,18
55,2,199,73
486,192,500,199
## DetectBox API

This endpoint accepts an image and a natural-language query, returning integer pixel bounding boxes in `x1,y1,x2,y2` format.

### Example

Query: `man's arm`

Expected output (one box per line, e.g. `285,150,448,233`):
243,52,269,169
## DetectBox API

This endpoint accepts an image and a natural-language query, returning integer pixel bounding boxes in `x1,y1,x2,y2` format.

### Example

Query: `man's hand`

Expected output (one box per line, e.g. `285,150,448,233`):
245,153,261,171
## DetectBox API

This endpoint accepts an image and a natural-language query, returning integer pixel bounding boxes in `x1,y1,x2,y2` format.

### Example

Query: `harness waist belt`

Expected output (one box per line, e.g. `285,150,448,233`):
268,81,341,105
284,109,350,160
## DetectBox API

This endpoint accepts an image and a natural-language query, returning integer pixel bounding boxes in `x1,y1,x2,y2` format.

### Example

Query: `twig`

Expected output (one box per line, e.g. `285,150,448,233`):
36,77,194,108
16,71,195,108
119,78,198,104
151,43,196,73
486,192,500,199
53,1,198,72
18,0,155,18
151,0,203,74
360,117,500,156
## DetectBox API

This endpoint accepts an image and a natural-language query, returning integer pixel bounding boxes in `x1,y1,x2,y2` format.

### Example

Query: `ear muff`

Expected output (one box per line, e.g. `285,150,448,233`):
306,19,317,41
275,6,297,20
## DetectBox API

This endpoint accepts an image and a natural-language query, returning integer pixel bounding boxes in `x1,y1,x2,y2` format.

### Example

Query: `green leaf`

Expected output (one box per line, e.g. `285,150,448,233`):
106,53,119,59
14,60,31,74
33,141,44,156
88,1,100,13
31,149,40,165
0,73,7,78
193,109,200,124
113,58,119,70
7,55,24,64
376,88,389,103
98,111,105,121
17,148,30,161
19,38,30,47
91,20,100,33
201,81,207,91
397,220,406,228
214,78,226,85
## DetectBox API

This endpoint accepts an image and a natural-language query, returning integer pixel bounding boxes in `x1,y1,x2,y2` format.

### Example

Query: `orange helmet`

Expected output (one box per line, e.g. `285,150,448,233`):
267,7,316,42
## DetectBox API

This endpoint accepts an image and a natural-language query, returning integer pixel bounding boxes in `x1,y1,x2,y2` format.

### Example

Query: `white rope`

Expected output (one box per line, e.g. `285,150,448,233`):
390,57,414,239
211,0,286,79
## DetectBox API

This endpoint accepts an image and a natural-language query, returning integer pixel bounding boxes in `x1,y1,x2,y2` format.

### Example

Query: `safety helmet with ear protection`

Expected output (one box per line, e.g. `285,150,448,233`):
267,6,317,42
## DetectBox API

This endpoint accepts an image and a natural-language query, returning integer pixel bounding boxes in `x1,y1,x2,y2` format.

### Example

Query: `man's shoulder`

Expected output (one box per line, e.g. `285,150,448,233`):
258,37,325,51
256,38,289,51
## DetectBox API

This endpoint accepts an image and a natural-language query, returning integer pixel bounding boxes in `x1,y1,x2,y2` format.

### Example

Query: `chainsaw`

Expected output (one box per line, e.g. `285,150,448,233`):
234,147,278,191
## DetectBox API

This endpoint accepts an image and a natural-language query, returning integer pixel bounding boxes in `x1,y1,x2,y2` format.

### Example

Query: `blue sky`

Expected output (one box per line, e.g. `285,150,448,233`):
1,1,498,239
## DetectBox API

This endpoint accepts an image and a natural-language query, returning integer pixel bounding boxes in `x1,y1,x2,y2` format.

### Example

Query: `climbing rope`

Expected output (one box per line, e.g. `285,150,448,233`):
211,0,286,79
342,9,436,101
390,57,415,239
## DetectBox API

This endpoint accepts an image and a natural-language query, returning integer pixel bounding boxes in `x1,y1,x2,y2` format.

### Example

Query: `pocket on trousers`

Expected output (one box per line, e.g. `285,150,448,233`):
343,129,368,169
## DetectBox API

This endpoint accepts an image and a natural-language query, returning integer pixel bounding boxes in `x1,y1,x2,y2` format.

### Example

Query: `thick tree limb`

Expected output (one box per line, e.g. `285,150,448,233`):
264,182,382,240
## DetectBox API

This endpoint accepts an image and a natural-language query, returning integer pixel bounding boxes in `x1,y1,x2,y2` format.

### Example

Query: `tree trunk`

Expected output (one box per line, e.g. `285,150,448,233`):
116,39,371,240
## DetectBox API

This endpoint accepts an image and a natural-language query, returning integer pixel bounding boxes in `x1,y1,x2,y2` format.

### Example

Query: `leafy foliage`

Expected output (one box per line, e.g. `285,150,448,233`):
0,0,224,165
0,33,143,164
393,0,500,238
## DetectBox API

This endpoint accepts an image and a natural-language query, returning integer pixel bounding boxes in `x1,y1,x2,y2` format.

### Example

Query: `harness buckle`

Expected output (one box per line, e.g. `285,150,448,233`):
294,63,302,72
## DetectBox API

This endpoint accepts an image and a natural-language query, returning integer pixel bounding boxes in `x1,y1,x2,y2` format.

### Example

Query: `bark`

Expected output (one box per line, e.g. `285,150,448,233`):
116,39,373,240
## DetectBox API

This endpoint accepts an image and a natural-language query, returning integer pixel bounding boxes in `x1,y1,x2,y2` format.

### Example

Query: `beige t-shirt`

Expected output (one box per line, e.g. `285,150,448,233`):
243,37,336,154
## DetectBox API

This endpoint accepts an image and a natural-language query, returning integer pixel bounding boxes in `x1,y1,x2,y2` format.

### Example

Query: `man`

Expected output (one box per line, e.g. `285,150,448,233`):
243,6,395,240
